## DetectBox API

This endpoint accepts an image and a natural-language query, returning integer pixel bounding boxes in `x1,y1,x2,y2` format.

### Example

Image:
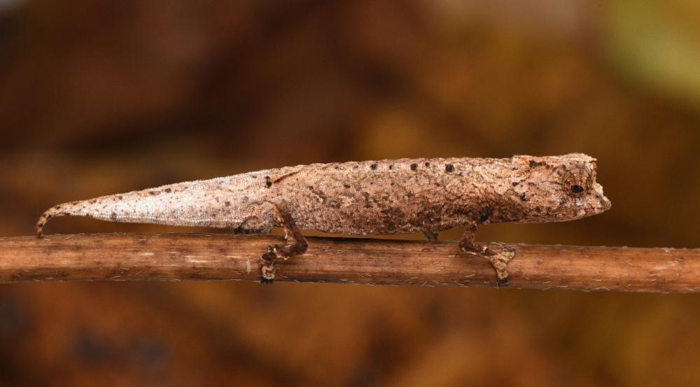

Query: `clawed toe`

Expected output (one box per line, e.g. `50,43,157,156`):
272,244,292,260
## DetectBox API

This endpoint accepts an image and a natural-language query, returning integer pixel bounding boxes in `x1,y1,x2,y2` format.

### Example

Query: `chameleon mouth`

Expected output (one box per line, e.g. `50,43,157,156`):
590,193,611,214
591,183,611,213
574,194,610,219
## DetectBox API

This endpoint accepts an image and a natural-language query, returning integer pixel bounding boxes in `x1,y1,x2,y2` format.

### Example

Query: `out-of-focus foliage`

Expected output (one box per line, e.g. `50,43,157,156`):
607,0,700,107
0,0,699,386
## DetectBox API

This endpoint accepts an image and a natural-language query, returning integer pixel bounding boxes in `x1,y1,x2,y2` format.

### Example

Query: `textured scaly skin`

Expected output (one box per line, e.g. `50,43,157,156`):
36,154,611,284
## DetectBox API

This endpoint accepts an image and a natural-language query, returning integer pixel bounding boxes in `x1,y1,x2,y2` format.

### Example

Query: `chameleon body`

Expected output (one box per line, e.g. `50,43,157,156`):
36,154,611,284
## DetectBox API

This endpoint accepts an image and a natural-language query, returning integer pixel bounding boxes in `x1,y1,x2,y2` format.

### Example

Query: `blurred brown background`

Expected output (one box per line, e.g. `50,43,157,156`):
0,0,699,385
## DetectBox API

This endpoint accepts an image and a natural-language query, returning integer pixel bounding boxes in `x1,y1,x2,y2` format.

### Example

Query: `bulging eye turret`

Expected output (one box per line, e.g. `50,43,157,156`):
562,165,593,198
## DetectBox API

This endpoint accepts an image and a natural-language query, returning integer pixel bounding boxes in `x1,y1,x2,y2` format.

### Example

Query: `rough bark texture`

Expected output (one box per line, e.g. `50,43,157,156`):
1,234,698,293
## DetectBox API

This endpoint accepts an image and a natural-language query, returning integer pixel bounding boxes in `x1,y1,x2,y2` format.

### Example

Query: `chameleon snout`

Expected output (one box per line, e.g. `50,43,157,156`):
592,183,611,213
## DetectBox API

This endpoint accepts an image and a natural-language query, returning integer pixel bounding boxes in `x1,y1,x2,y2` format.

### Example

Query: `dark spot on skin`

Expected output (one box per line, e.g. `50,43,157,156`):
529,160,546,168
370,163,378,170
535,206,542,213
111,212,117,221
343,183,351,189
55,206,61,210
117,196,123,200
410,163,418,171
445,164,454,173
512,182,519,187
89,200,97,204
164,188,172,193
265,177,272,188
149,191,158,196
520,193,527,201
479,206,493,223
425,162,430,167
225,201,231,207
388,165,394,170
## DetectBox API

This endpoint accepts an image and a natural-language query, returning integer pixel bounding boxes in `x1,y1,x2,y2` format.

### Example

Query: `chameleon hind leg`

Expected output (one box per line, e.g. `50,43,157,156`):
259,207,308,284
459,222,515,286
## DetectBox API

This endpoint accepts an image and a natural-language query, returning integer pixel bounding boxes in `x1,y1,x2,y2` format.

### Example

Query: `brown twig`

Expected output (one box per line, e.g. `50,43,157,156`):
0,233,698,293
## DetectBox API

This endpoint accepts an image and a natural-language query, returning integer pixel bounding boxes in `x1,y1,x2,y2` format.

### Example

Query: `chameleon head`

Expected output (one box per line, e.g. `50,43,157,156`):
507,153,611,223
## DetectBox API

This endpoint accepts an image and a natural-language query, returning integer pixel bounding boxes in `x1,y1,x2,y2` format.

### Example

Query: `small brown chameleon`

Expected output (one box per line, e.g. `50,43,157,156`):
36,153,611,284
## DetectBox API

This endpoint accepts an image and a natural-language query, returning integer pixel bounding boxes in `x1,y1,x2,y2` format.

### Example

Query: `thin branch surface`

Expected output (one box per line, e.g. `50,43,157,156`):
0,234,698,293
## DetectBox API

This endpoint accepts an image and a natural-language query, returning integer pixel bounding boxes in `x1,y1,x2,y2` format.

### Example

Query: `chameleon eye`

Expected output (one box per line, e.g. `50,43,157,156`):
562,165,592,197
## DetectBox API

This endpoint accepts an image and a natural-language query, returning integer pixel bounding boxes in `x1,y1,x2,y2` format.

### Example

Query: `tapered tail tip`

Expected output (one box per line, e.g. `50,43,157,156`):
35,213,50,238
36,206,62,238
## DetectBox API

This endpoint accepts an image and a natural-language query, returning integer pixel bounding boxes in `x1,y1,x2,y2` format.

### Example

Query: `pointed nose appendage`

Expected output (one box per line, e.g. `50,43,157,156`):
602,195,612,211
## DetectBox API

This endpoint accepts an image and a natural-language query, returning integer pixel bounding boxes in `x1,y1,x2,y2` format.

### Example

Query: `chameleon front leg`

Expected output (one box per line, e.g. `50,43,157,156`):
459,221,514,286
259,207,308,284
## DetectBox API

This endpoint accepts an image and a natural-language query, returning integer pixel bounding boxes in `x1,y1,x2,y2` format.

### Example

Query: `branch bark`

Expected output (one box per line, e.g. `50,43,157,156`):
0,234,698,293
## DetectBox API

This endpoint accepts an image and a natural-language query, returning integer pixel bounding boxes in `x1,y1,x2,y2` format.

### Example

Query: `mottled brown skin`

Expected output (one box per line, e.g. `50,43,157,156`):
36,154,611,284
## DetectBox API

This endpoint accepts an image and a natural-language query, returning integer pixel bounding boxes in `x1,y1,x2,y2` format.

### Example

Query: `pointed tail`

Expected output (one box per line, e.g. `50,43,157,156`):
36,202,79,238
36,178,240,238
36,197,111,238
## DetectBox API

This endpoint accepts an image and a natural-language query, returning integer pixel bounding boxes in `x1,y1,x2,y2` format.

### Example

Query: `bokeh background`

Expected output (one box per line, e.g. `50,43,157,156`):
1,0,699,385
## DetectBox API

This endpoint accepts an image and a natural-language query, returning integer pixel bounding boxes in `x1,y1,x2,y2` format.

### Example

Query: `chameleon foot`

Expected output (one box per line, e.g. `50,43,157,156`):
480,245,516,286
460,245,515,286
260,246,277,284
257,206,309,284
459,223,516,286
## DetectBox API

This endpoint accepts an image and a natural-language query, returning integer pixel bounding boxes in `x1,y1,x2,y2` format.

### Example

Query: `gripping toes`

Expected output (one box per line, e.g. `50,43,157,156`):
481,245,516,286
259,246,277,284
459,222,515,286
258,207,308,283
